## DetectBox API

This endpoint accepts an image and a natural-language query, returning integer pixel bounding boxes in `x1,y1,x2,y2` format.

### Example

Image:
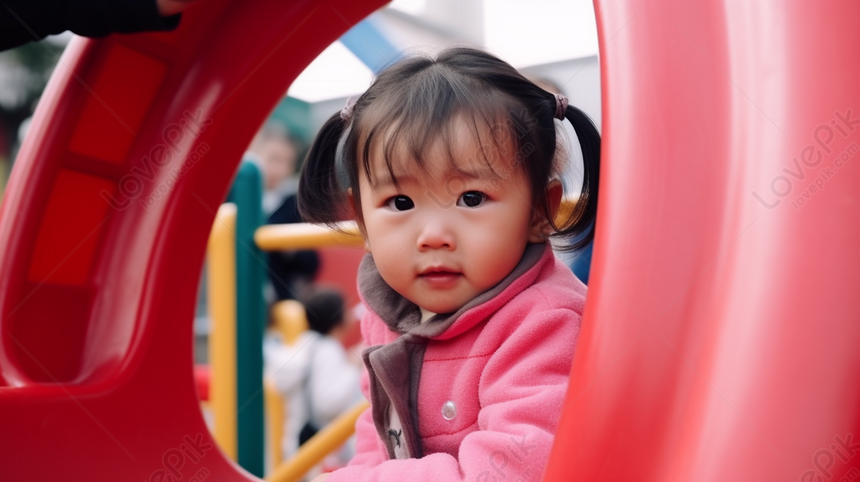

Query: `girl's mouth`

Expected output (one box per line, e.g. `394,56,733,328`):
419,269,461,287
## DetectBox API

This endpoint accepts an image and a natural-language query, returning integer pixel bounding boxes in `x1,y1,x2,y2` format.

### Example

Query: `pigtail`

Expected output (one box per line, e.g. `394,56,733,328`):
555,104,600,251
297,112,351,226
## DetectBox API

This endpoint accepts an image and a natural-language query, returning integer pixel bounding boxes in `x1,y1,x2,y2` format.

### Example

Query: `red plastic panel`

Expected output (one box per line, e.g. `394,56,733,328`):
316,246,365,305
544,1,860,481
17,168,113,382
27,169,115,285
0,1,386,480
10,284,92,382
67,44,167,163
316,247,366,347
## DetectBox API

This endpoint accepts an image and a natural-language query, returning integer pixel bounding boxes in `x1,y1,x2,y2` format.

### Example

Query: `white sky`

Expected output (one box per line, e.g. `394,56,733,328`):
483,0,598,68
287,41,374,103
288,0,598,102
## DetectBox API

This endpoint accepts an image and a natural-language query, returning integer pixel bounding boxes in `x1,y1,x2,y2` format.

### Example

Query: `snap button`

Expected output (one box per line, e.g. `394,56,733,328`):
442,401,456,420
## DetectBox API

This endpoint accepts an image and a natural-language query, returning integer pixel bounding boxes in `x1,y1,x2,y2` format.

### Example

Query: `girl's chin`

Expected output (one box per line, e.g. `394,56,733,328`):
399,281,478,314
413,297,469,315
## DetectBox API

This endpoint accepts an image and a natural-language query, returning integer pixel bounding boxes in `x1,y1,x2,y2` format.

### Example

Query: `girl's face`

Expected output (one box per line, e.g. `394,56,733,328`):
357,117,554,314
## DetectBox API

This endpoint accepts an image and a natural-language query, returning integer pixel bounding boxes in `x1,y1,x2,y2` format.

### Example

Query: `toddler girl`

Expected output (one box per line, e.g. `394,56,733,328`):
298,47,599,481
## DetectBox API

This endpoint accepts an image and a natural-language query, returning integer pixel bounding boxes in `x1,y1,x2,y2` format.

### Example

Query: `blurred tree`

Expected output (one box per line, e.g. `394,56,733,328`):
0,38,64,200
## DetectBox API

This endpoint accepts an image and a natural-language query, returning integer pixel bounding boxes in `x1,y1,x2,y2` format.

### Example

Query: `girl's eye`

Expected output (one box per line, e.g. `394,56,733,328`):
387,195,415,211
458,191,486,208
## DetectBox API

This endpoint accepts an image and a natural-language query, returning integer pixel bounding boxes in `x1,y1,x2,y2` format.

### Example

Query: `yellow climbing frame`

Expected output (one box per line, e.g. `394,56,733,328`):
207,203,238,460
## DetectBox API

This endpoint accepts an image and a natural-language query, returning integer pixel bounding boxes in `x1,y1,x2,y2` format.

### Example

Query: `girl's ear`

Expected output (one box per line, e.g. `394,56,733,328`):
528,179,563,243
347,187,372,253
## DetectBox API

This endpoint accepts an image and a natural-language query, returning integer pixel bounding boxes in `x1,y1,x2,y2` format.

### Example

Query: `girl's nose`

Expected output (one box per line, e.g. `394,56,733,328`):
417,217,456,251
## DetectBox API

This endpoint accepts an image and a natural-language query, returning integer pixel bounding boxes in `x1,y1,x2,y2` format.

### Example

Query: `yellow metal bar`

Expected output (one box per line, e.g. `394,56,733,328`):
255,222,363,251
265,300,309,470
207,203,238,461
265,384,285,469
267,401,370,482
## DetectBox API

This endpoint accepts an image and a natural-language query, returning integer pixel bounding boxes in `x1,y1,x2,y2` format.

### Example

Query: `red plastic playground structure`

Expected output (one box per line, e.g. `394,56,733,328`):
1,0,859,480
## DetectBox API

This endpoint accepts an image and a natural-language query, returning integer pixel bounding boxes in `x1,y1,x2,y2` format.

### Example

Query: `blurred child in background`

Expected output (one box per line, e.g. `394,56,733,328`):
264,289,363,465
249,123,319,301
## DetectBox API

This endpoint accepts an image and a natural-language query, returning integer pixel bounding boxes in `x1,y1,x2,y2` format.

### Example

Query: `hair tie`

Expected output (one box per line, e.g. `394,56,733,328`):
553,93,568,120
340,95,359,122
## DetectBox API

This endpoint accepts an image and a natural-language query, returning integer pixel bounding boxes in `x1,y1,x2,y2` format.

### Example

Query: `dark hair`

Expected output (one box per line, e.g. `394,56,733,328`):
298,47,599,250
303,289,345,335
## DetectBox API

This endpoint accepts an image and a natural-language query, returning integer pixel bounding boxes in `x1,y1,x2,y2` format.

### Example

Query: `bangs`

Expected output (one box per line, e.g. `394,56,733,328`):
353,64,524,188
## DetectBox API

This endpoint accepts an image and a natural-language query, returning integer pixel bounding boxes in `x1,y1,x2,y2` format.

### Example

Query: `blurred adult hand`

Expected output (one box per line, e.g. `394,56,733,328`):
156,0,205,17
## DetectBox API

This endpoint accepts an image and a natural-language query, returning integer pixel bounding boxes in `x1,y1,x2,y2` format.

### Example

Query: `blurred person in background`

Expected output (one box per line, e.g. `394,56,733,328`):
249,122,319,301
0,0,203,50
264,289,363,469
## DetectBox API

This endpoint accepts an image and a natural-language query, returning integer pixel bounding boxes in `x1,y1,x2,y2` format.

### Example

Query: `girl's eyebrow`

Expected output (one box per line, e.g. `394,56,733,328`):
453,164,502,180
372,168,497,189
454,168,488,179
372,173,418,188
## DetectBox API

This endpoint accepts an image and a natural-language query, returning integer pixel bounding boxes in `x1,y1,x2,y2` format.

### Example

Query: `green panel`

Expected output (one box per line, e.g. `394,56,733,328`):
228,160,265,477
268,96,312,143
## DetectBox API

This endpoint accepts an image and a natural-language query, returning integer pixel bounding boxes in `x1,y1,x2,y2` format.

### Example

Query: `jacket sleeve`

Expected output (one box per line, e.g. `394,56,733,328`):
0,0,181,51
327,306,581,482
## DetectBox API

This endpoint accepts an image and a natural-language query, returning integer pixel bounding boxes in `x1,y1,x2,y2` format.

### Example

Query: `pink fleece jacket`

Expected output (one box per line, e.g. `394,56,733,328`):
327,242,586,482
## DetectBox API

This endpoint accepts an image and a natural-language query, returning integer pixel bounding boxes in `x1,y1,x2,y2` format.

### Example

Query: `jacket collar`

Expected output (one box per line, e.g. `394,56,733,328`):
357,242,552,340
